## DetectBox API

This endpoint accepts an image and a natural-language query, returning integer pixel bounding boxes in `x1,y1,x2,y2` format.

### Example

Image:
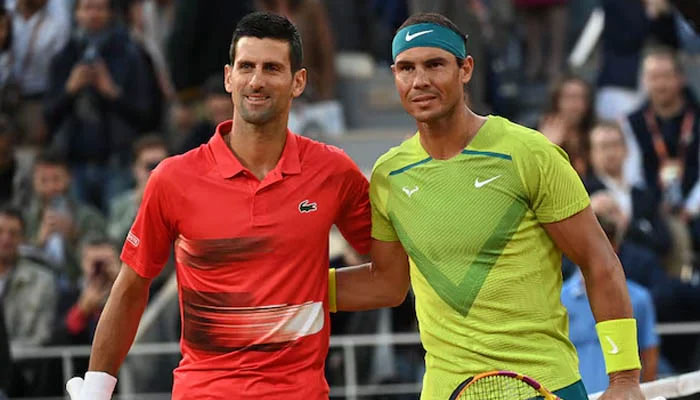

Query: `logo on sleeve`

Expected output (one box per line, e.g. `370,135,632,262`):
299,200,318,213
402,186,419,197
126,231,140,247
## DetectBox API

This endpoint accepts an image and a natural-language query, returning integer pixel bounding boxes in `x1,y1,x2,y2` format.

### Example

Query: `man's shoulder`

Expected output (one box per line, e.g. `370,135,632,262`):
12,259,55,285
481,115,552,158
371,134,424,177
295,134,362,174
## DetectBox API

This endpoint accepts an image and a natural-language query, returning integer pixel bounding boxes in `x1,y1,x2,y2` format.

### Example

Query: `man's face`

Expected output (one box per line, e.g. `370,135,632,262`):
19,0,47,12
33,164,70,201
224,37,306,126
590,126,626,177
392,46,472,123
133,146,167,187
643,56,684,108
0,215,22,263
80,243,118,279
75,0,111,33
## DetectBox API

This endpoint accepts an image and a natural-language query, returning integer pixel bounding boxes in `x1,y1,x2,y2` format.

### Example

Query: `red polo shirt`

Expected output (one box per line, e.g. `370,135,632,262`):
121,121,371,399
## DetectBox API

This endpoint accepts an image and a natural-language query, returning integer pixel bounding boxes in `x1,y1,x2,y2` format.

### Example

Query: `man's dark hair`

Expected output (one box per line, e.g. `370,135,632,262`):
596,213,618,246
0,204,25,232
132,134,167,160
229,11,303,73
33,151,69,170
0,9,12,52
397,13,467,66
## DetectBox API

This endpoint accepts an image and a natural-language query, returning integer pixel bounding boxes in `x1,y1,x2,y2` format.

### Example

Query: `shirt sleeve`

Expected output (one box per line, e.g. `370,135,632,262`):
520,138,591,224
120,165,176,279
334,159,372,255
370,166,399,242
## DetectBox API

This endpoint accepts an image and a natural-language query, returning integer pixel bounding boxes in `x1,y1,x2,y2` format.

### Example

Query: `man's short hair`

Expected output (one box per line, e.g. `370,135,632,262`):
229,11,303,73
79,231,116,256
132,134,167,161
0,204,25,232
397,13,467,65
643,46,684,75
591,120,626,146
33,151,69,171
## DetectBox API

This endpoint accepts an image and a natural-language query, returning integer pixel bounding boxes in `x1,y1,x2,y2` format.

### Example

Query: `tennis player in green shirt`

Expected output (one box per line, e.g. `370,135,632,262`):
329,12,645,400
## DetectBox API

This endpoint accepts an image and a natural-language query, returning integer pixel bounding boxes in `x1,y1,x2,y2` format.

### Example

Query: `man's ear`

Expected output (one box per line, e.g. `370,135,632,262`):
292,68,307,98
224,64,234,93
460,55,474,85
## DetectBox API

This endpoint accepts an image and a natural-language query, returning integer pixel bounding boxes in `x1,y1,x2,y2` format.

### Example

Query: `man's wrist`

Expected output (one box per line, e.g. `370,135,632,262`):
609,369,641,384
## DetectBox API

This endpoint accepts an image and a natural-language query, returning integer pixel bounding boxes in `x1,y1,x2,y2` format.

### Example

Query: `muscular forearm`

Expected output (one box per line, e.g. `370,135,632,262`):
88,275,150,375
336,263,408,311
581,253,633,322
640,347,659,382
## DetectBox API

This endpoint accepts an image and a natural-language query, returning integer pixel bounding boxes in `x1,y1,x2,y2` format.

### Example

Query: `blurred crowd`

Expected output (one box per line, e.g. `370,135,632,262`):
0,0,699,397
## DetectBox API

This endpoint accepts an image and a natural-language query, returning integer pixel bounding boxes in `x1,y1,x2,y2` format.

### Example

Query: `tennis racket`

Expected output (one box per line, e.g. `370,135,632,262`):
449,370,561,400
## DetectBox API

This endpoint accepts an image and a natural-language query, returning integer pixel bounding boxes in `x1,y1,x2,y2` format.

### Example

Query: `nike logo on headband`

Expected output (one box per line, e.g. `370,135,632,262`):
405,29,433,41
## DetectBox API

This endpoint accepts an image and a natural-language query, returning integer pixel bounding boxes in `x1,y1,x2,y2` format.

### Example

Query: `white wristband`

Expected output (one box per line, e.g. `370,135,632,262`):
81,371,117,399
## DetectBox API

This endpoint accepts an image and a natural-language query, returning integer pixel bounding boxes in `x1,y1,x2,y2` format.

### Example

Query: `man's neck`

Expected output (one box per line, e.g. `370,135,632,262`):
596,168,625,186
652,96,686,119
417,106,487,160
228,114,288,181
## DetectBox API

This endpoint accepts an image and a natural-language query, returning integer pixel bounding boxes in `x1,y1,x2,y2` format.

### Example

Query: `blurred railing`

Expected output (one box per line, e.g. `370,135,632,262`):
11,323,700,400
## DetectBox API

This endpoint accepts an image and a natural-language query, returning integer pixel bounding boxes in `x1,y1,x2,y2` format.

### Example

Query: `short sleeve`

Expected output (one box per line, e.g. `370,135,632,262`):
370,167,399,242
632,284,660,350
334,160,372,255
120,166,176,279
521,140,591,223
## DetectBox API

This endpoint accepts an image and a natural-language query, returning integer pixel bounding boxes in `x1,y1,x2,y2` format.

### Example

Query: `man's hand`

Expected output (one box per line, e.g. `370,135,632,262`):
65,64,95,95
78,281,110,315
66,372,116,400
599,370,645,400
93,61,120,100
37,209,74,244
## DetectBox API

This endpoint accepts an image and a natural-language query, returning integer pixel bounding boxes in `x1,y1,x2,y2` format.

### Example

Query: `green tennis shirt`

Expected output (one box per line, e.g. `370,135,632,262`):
370,116,590,398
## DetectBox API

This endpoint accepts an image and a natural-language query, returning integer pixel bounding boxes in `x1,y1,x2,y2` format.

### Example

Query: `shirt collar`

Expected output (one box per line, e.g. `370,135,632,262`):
209,120,302,179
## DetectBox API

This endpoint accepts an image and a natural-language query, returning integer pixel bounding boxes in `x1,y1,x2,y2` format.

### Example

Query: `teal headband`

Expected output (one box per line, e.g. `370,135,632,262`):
392,23,466,62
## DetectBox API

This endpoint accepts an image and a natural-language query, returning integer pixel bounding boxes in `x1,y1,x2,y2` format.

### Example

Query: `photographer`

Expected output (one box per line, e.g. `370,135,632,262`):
44,0,159,212
54,234,119,345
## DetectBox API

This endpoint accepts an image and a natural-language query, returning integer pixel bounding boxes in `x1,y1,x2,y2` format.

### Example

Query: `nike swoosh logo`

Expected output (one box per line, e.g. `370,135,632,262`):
474,175,501,188
405,30,433,41
605,336,620,355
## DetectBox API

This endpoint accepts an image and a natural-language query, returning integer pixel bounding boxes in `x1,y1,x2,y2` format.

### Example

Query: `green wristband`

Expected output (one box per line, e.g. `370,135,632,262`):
595,318,642,374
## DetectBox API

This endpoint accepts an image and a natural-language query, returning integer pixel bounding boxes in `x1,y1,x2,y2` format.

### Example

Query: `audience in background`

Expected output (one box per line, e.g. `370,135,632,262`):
108,135,167,244
585,122,673,258
0,301,10,400
539,75,596,176
175,75,231,154
514,0,568,83
596,0,678,120
44,0,157,211
24,152,105,283
5,0,70,146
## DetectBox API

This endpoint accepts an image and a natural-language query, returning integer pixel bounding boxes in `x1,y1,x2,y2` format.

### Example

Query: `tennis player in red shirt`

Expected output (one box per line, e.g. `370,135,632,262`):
66,12,371,400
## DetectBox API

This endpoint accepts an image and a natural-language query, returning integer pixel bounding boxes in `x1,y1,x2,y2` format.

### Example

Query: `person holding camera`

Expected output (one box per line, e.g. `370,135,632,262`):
44,0,159,212
24,152,106,283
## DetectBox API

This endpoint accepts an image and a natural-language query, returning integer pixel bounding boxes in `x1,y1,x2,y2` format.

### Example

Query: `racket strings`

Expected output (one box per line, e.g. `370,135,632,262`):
458,375,542,400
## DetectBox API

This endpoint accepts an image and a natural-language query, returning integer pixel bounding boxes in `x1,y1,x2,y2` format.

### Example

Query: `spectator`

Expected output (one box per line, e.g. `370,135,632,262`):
176,75,231,153
513,0,568,83
596,0,678,120
257,0,345,137
622,47,700,256
108,135,167,244
0,205,56,347
166,0,253,98
44,0,158,212
539,75,595,176
53,234,119,346
4,0,69,146
585,122,672,257
24,152,106,283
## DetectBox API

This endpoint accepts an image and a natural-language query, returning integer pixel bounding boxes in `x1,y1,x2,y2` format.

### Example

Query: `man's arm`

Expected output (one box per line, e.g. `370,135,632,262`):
640,346,659,382
335,239,410,311
88,263,151,375
543,206,643,396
